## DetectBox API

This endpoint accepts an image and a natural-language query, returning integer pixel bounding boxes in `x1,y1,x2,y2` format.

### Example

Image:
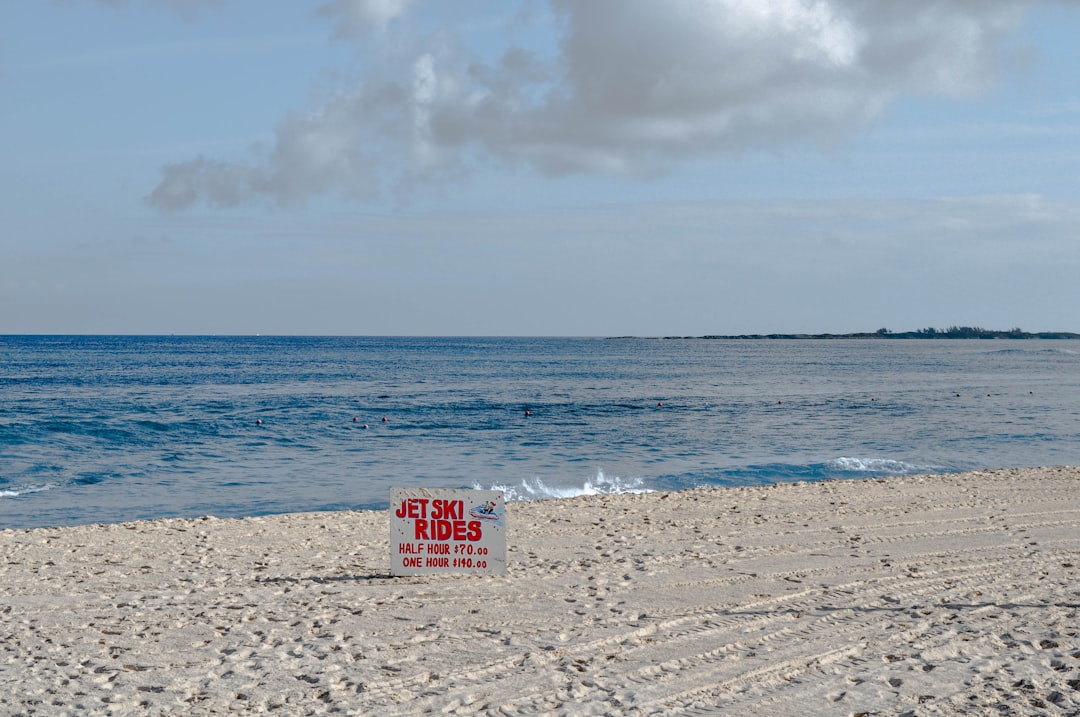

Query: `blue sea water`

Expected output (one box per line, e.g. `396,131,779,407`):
2,336,1079,530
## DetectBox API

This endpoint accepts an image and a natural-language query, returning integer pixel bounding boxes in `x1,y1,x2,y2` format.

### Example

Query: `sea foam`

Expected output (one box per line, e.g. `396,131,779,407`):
477,470,652,502
0,484,52,498
828,457,941,474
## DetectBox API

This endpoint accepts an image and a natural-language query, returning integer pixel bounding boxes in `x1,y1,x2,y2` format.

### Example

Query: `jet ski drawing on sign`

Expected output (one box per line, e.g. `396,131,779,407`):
469,501,500,521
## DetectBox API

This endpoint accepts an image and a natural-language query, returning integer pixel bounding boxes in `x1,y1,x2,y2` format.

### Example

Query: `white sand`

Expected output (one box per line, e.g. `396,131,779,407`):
2,467,1079,716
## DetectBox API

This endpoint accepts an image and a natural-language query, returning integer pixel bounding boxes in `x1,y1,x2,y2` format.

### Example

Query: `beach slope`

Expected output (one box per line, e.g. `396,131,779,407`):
3,467,1079,715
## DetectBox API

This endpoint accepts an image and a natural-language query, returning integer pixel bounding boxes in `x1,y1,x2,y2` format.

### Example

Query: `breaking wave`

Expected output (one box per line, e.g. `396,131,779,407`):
0,484,53,498
828,457,942,474
476,470,652,502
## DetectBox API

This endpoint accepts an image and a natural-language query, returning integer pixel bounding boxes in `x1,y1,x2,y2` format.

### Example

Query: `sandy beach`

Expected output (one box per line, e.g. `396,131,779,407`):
2,467,1079,716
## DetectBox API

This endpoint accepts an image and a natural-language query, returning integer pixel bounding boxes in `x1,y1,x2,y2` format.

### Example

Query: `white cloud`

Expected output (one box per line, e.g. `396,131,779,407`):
146,0,1064,210
319,0,413,36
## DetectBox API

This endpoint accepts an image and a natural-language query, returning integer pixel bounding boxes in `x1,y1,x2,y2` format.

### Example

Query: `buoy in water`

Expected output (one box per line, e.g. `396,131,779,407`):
382,416,388,422
525,410,531,417
256,419,262,425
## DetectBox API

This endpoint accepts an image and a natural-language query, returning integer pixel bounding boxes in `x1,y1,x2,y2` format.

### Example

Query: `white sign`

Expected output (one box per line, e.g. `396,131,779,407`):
390,487,506,576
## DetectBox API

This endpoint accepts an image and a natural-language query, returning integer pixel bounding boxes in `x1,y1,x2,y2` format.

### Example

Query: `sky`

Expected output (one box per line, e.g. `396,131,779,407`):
2,0,1079,336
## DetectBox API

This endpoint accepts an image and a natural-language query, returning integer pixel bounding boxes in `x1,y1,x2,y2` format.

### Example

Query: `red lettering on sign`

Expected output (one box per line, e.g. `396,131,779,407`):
396,498,430,519
413,518,484,541
429,499,464,520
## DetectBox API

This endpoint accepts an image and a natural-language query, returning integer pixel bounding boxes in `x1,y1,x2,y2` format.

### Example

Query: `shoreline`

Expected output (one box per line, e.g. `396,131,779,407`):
3,467,1079,715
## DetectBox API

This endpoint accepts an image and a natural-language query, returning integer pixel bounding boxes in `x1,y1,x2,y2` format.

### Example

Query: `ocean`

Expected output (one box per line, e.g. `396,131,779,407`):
2,336,1079,530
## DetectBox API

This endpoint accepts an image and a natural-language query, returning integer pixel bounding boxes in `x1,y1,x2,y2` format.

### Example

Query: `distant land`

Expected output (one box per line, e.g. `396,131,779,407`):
618,327,1080,340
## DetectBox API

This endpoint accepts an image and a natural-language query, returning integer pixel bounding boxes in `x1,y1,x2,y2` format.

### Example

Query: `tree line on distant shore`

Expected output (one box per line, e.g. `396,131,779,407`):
648,326,1080,340
869,326,1079,339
